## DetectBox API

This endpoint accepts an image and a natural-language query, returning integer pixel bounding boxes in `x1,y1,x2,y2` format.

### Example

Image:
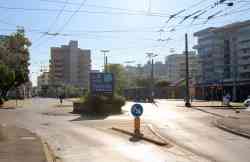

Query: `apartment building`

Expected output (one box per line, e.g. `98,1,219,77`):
50,41,91,89
194,20,250,101
37,72,49,91
165,52,199,82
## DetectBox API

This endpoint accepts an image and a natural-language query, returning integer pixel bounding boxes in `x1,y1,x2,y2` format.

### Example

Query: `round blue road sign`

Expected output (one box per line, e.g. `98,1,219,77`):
131,104,143,117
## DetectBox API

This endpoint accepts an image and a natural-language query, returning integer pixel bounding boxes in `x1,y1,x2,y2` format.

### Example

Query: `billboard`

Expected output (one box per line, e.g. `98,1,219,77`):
90,72,114,96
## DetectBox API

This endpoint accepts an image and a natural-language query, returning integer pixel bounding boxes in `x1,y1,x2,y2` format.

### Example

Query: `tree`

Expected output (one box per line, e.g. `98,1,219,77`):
0,63,15,103
155,80,170,88
64,85,82,98
135,78,151,87
0,30,31,100
106,64,126,95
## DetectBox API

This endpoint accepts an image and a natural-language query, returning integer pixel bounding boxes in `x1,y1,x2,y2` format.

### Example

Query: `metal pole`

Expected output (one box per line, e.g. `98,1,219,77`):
151,58,154,101
15,88,18,107
101,50,109,73
104,53,106,72
105,56,108,72
185,33,191,107
146,52,157,102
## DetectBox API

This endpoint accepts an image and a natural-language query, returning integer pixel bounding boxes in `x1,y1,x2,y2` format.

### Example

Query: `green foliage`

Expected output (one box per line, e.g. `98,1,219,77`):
135,78,151,87
109,95,126,108
106,64,126,95
79,93,125,114
0,29,31,100
0,63,15,88
0,97,4,105
0,63,15,102
64,85,83,98
155,80,170,88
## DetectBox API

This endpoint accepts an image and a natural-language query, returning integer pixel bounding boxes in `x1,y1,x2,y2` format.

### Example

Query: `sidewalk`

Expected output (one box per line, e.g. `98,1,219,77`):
214,109,250,138
189,103,250,138
0,124,47,162
0,99,32,109
190,101,244,108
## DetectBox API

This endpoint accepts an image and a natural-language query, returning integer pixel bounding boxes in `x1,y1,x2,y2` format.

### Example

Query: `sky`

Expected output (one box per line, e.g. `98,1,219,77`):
0,0,250,86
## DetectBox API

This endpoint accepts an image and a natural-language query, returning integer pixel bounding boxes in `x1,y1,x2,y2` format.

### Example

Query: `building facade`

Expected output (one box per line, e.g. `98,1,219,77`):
165,52,199,82
50,41,91,89
194,20,250,101
37,72,49,91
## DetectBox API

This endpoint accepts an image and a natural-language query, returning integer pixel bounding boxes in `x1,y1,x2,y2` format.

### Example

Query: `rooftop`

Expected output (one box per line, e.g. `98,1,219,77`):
194,20,250,36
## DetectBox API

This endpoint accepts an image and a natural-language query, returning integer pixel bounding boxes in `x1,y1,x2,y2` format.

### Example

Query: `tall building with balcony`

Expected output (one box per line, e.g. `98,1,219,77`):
194,20,250,101
49,41,91,89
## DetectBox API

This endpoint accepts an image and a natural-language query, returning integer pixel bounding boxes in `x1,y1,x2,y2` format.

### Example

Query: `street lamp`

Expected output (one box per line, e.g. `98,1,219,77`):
100,50,109,72
146,52,158,102
185,33,191,107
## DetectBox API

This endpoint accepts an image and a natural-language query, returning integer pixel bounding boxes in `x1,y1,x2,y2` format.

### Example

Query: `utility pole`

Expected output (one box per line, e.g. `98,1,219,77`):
101,50,109,72
185,33,191,107
146,52,158,102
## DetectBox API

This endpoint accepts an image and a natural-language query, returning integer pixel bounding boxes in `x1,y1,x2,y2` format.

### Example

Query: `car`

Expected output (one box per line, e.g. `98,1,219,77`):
243,98,250,107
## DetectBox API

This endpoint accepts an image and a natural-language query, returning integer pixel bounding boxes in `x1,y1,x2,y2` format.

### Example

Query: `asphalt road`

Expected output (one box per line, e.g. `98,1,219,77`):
0,98,209,162
122,100,250,162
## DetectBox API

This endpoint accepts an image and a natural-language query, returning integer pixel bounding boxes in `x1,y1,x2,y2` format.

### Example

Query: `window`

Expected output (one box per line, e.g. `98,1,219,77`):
242,56,250,59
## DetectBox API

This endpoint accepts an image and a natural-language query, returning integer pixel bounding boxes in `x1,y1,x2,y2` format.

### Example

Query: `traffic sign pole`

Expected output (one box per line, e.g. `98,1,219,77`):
131,103,143,138
134,117,141,137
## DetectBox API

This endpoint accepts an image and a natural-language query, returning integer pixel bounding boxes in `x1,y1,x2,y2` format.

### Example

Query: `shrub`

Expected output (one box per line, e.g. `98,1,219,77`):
110,95,125,108
0,98,4,105
75,94,126,115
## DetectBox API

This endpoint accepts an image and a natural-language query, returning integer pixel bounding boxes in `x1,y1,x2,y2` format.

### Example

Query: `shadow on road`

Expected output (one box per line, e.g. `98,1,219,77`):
54,104,73,108
0,106,16,110
69,114,108,121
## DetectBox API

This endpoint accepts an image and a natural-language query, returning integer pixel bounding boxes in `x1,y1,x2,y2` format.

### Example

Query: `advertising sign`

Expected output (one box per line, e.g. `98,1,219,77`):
90,72,114,96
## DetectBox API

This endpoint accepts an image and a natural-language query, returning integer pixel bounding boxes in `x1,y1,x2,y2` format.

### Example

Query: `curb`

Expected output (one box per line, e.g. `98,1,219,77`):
190,107,224,118
111,127,168,146
42,140,62,162
146,124,170,143
214,120,250,139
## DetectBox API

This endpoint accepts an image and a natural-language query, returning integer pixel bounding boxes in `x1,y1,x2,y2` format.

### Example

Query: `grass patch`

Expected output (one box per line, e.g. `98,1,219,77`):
230,102,244,107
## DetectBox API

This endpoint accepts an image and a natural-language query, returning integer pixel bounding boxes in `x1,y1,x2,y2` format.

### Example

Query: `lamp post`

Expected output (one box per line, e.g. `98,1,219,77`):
146,52,158,102
185,33,191,107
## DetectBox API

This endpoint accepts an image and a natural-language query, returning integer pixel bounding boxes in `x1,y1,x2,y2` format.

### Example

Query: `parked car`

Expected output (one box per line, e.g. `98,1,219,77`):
244,98,250,107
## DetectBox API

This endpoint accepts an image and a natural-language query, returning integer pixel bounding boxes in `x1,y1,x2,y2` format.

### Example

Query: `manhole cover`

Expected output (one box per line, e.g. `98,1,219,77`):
20,136,36,140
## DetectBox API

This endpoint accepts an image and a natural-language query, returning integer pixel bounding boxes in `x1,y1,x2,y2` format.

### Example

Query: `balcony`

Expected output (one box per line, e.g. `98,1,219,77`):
54,63,64,67
239,66,250,73
238,59,250,65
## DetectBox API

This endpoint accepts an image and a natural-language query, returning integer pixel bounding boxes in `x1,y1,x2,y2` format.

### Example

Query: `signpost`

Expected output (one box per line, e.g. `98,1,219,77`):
90,72,114,96
131,103,143,137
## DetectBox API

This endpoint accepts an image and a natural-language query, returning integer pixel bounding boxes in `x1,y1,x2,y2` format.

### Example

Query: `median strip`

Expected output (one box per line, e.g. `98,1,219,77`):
111,127,169,146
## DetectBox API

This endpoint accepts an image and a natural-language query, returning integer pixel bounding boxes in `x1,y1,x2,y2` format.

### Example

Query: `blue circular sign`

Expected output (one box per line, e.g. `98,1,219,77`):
131,104,143,117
